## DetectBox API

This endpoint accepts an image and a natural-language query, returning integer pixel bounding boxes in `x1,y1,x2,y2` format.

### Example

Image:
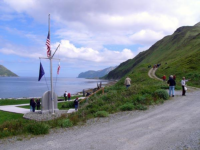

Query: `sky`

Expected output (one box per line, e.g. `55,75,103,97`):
0,0,200,77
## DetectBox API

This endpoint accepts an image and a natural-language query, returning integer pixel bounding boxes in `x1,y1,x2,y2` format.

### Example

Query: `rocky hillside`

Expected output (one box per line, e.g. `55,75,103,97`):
0,65,18,77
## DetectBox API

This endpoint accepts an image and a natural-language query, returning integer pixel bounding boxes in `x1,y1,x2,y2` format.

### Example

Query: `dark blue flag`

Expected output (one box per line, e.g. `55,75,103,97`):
38,62,45,81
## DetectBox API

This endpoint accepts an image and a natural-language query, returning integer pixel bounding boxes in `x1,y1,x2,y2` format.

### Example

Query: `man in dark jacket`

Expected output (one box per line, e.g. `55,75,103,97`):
167,75,176,97
74,97,79,111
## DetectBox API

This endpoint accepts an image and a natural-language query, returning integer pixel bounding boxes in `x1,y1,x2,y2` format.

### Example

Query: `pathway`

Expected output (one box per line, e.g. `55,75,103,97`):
0,97,85,114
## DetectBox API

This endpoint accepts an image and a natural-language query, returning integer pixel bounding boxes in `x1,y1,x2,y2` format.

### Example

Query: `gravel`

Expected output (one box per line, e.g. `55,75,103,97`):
23,110,69,121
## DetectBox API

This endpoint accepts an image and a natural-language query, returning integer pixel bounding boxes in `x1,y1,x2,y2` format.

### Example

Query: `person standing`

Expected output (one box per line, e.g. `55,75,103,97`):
36,99,41,110
67,92,71,101
64,91,68,101
74,97,79,111
181,77,190,96
173,75,176,80
30,98,33,112
167,75,176,97
124,77,131,88
162,75,166,81
32,99,36,112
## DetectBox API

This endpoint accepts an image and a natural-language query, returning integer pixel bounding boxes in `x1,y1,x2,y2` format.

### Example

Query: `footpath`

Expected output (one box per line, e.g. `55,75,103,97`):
0,97,85,114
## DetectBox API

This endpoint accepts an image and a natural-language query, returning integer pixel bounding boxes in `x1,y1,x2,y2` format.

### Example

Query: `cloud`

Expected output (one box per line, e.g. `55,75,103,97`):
54,40,135,65
1,0,200,76
0,39,135,67
3,0,200,50
130,29,165,45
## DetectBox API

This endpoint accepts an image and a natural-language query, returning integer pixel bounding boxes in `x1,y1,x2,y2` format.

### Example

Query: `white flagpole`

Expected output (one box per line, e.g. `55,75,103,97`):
49,14,55,114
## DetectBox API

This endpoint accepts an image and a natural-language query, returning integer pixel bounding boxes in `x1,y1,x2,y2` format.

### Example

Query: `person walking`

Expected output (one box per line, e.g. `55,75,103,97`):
162,75,166,81
36,99,41,110
32,99,36,112
124,77,131,88
181,77,190,96
74,97,79,111
167,75,176,97
67,92,71,101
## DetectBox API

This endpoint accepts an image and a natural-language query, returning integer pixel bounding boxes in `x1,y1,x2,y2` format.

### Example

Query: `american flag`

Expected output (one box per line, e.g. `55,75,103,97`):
46,31,51,57
57,62,60,74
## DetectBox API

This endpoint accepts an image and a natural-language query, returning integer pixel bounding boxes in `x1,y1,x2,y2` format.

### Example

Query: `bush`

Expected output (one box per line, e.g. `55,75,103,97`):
135,104,147,110
119,103,134,111
94,111,109,117
58,119,73,128
25,123,50,135
153,89,169,100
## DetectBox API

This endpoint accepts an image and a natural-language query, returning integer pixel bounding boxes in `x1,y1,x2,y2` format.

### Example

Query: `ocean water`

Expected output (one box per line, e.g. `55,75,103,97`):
0,77,109,99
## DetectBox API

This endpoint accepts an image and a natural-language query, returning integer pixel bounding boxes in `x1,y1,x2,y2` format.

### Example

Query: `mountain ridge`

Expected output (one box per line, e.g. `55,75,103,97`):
78,66,116,78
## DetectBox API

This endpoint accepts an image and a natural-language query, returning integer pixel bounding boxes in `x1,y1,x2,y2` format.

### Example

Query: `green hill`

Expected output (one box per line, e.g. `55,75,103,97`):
0,65,18,77
106,23,200,87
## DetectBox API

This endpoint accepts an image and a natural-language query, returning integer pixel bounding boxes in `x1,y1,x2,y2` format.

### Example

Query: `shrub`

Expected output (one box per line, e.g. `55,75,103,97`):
94,111,109,117
135,104,147,110
25,123,50,135
58,119,73,128
153,89,169,100
119,103,134,111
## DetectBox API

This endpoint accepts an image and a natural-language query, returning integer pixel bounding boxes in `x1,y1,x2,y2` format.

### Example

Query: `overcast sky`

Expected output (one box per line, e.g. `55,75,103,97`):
0,0,200,77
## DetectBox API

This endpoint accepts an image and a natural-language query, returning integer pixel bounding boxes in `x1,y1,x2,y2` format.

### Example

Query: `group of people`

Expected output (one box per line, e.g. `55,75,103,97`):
64,91,71,101
64,91,79,111
30,98,40,112
163,74,176,81
153,63,161,69
166,75,190,97
125,74,190,97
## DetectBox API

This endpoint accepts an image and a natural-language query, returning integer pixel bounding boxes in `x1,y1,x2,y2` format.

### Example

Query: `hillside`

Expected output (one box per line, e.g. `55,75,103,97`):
106,22,200,87
0,65,18,77
78,66,116,78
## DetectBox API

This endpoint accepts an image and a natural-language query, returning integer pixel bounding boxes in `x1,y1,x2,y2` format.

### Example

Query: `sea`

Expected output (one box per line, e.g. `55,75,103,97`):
0,77,110,99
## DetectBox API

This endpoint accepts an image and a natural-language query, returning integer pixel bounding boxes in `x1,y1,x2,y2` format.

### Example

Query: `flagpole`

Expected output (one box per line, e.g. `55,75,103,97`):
49,14,55,115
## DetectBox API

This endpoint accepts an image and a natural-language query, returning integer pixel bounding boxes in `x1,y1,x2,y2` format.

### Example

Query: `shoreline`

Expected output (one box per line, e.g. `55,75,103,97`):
0,80,118,100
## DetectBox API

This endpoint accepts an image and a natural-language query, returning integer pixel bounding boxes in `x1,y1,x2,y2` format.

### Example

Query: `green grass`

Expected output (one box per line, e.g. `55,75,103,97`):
18,105,31,109
0,99,30,106
0,95,83,106
156,50,200,88
0,111,23,125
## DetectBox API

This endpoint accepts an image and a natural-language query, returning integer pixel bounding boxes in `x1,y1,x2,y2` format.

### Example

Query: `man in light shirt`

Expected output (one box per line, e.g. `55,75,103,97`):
124,77,131,88
181,77,190,96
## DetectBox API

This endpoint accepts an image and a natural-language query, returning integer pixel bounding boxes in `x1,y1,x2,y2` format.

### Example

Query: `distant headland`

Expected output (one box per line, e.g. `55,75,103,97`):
0,65,18,77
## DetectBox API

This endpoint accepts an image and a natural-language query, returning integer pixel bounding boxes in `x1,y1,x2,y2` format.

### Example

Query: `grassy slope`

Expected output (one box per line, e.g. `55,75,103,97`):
106,24,200,84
